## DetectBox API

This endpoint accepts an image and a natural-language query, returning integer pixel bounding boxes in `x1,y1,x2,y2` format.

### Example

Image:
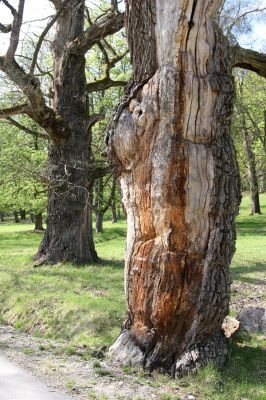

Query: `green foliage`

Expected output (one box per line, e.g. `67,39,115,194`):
0,117,47,214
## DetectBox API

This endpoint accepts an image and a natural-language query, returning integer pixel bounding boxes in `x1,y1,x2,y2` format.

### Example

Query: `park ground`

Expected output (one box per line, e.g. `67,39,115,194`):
0,194,265,400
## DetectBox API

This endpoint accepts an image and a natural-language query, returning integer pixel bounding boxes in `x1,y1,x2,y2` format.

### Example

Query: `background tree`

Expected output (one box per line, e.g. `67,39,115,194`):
108,0,266,377
233,71,266,214
0,0,126,264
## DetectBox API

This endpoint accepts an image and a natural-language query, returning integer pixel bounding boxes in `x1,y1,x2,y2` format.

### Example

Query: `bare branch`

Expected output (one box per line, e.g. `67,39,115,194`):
87,78,127,93
87,49,128,93
5,117,49,139
48,0,63,10
0,103,29,118
88,114,105,129
6,0,25,61
30,0,71,73
1,0,16,16
232,46,266,79
72,11,125,54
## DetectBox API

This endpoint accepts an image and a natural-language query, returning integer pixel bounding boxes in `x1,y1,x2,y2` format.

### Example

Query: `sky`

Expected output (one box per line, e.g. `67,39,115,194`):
0,0,265,55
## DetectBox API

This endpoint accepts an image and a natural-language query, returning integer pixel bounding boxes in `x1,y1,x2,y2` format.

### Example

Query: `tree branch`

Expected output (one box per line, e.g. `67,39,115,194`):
30,0,70,73
5,117,49,139
0,103,29,118
232,46,266,79
5,0,25,61
88,114,105,129
72,11,125,54
86,49,128,93
87,78,127,93
0,57,66,140
1,0,16,16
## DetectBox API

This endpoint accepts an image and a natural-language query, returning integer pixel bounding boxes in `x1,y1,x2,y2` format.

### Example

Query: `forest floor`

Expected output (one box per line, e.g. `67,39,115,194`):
0,193,265,400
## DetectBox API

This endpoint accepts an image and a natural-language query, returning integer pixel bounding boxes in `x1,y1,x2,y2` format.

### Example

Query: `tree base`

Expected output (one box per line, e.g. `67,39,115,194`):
109,330,228,378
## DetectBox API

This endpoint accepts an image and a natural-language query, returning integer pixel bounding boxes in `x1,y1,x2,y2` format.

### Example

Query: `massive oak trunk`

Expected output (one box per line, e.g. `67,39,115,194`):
35,0,97,264
107,0,241,376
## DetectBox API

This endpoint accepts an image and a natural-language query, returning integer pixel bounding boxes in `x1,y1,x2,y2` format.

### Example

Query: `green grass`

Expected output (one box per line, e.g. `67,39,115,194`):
230,193,266,306
0,194,265,399
0,220,126,348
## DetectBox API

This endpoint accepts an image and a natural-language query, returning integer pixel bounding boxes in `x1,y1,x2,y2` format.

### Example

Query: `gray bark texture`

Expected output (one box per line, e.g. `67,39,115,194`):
107,0,241,376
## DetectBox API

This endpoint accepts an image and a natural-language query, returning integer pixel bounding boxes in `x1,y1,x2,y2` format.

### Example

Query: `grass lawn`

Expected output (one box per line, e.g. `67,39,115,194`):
0,193,265,399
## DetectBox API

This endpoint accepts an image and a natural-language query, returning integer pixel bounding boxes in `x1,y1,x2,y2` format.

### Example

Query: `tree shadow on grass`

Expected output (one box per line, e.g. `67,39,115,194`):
222,336,266,387
236,220,266,236
231,262,265,281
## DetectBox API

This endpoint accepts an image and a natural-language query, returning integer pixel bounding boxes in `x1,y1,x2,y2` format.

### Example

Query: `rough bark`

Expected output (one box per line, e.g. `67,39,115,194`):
35,0,97,264
108,0,241,376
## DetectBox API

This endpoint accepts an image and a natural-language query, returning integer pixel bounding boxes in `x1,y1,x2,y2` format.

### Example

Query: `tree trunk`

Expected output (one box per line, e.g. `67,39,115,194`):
242,122,261,214
95,212,103,234
111,201,118,223
29,211,34,223
20,209,26,220
34,212,44,231
35,0,97,264
111,178,118,223
0,212,4,222
88,182,98,260
107,0,241,376
13,210,19,223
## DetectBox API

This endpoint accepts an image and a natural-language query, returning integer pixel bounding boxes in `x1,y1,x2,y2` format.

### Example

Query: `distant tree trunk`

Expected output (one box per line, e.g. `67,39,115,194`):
107,0,241,376
111,178,118,223
20,209,26,220
242,125,261,214
111,201,118,223
29,211,34,223
95,177,104,233
95,212,104,234
0,212,4,222
34,212,44,231
261,170,266,193
87,182,98,260
35,0,97,264
13,211,19,223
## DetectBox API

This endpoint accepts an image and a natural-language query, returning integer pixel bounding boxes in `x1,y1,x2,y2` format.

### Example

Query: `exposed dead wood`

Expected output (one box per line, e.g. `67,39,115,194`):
108,0,241,376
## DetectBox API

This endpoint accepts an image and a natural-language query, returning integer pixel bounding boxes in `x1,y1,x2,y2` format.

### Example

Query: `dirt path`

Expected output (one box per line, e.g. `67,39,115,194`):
0,325,173,400
0,355,72,400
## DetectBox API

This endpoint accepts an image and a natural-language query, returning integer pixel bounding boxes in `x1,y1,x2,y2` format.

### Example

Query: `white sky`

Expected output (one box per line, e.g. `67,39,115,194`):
0,0,265,55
